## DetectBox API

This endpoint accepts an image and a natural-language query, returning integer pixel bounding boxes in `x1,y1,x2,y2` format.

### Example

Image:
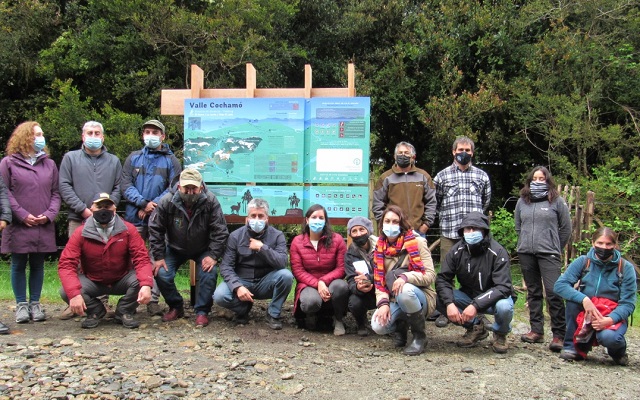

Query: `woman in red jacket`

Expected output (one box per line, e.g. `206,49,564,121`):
291,204,348,335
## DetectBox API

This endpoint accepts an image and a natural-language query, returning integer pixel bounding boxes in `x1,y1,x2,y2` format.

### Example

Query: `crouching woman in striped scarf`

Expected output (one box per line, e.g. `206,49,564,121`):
371,205,436,355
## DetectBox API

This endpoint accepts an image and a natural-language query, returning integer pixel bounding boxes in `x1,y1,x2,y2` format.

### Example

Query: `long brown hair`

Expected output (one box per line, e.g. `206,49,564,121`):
6,121,46,156
520,166,559,204
379,205,412,238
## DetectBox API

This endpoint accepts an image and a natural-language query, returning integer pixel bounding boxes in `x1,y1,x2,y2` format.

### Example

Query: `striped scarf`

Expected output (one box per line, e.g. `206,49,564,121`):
373,231,425,293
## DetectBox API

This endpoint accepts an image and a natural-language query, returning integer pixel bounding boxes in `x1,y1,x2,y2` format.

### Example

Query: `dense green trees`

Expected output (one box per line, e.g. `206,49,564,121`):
1,0,639,216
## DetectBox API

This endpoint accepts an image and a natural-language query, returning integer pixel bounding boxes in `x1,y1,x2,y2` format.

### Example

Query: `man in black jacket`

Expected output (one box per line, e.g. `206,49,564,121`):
149,169,229,328
436,211,515,353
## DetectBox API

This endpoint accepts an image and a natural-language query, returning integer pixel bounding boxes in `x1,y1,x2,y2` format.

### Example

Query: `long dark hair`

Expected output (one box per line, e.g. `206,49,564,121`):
520,166,559,204
303,204,334,248
379,205,412,239
592,226,618,245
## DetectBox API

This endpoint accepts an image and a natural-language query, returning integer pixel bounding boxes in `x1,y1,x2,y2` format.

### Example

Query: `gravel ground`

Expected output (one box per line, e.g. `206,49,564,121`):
0,300,638,400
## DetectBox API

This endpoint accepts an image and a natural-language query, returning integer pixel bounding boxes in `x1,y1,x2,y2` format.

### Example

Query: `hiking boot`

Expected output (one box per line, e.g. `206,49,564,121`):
15,302,29,324
162,307,185,322
266,313,283,330
549,337,563,352
611,352,629,366
59,305,77,320
435,314,449,328
147,302,164,316
457,323,489,348
195,314,209,328
81,306,107,329
426,310,441,321
492,332,509,354
404,311,427,356
304,314,318,330
393,319,408,347
0,320,8,334
333,318,346,336
115,313,140,329
521,330,544,343
479,314,493,331
559,350,585,361
29,302,46,322
357,323,369,337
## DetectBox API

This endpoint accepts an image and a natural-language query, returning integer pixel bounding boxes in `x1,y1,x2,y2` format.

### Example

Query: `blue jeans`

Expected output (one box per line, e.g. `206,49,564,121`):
451,289,514,334
214,269,293,318
562,300,628,357
371,283,428,335
11,253,46,303
155,247,217,315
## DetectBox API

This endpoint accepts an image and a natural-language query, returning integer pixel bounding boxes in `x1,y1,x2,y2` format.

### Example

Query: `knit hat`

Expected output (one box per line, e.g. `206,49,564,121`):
347,216,374,236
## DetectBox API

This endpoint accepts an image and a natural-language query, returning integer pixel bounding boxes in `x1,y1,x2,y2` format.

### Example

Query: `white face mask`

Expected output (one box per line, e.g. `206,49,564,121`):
143,135,162,149
382,224,401,238
248,218,266,233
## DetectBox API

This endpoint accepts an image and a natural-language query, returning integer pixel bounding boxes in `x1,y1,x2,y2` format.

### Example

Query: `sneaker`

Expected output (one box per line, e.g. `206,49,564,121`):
0,320,9,335
265,313,283,330
115,313,140,329
195,314,209,328
162,307,185,322
457,323,489,347
435,314,449,328
491,332,509,354
147,302,164,317
426,310,441,321
29,302,46,322
235,303,253,325
521,330,544,343
59,305,77,320
612,353,629,366
333,318,346,336
81,306,107,329
549,337,563,352
15,302,29,324
559,350,585,361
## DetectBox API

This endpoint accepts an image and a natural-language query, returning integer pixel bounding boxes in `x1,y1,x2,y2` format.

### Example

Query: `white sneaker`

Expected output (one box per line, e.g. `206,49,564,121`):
333,318,346,336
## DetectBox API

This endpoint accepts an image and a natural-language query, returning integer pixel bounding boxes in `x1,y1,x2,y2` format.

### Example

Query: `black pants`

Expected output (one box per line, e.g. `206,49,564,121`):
348,291,376,325
60,270,140,316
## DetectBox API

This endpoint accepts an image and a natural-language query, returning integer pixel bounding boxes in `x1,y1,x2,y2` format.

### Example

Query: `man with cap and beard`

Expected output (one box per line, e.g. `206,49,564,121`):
121,119,181,316
435,211,515,354
57,193,153,330
344,216,378,336
214,198,292,330
149,169,228,328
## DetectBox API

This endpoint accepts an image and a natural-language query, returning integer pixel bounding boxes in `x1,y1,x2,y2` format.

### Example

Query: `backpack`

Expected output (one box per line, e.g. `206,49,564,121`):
575,256,624,291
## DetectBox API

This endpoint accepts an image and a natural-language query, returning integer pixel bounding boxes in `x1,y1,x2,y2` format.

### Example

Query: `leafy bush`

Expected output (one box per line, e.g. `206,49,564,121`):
490,207,518,257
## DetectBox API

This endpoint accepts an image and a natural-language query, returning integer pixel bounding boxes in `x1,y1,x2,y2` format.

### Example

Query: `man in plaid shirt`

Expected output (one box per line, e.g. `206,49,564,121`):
434,136,491,263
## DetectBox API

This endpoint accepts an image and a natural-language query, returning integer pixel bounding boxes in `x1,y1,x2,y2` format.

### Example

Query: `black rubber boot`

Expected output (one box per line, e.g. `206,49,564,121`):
393,319,408,347
403,311,427,356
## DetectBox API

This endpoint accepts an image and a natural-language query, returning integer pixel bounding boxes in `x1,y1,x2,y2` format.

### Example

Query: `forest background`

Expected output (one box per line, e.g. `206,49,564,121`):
1,0,640,261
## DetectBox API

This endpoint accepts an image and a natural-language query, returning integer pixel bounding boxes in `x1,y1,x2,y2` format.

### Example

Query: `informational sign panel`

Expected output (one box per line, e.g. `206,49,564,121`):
303,186,370,219
304,97,370,183
183,98,305,183
208,185,304,218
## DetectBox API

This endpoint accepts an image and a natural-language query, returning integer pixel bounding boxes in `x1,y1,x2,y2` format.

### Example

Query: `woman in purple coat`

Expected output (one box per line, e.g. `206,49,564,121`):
0,121,61,323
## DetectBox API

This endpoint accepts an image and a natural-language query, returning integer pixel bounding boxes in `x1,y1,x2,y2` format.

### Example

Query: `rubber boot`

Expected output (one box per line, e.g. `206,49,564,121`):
393,319,408,347
403,311,427,356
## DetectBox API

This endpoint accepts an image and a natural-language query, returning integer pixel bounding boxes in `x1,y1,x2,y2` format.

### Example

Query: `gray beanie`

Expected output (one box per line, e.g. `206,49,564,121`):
347,216,374,236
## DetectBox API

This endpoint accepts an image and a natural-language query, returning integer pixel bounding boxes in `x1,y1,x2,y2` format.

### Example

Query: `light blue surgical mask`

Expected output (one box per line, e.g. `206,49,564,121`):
84,137,103,151
382,223,401,239
248,219,266,234
308,218,325,234
144,135,162,149
34,136,46,152
464,231,484,245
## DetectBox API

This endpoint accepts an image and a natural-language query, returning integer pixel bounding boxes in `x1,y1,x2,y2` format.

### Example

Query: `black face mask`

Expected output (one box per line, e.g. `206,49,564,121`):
455,151,472,166
352,234,370,247
395,155,412,168
93,209,115,225
594,246,614,260
179,192,200,207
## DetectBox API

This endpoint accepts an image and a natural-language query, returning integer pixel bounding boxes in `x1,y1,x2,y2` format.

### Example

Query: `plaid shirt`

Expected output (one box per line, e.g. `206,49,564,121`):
434,163,491,239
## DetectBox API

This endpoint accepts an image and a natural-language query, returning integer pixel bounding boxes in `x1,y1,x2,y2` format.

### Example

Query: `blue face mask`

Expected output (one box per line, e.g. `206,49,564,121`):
464,231,484,245
382,224,401,238
144,135,162,149
308,218,325,234
84,136,103,151
248,219,266,233
34,136,46,152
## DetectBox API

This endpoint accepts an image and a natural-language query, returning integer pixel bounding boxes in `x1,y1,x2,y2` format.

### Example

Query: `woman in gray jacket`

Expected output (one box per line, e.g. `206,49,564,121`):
515,166,572,352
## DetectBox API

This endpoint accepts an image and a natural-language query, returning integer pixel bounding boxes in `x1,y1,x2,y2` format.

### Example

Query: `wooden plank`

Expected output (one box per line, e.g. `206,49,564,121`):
200,88,248,98
310,88,350,97
254,88,307,98
224,215,350,226
160,89,191,115
304,64,312,99
191,65,204,99
348,63,355,97
246,63,256,98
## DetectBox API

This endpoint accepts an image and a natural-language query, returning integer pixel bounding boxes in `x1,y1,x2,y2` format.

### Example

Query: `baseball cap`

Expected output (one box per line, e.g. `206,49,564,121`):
179,169,203,187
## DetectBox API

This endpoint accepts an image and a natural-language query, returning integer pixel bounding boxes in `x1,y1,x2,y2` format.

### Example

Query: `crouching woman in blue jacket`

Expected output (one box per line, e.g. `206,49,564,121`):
554,227,637,365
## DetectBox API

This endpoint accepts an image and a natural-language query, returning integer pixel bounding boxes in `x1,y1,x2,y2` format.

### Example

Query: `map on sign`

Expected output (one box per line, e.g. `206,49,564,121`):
184,98,305,183
304,97,371,184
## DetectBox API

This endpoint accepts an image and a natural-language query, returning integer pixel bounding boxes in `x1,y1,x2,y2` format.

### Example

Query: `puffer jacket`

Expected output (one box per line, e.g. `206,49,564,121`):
121,144,181,226
436,211,515,311
290,232,346,314
148,182,228,260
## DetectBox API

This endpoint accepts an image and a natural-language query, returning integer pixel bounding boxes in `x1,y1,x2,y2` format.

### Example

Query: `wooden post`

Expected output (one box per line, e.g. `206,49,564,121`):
585,191,595,232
